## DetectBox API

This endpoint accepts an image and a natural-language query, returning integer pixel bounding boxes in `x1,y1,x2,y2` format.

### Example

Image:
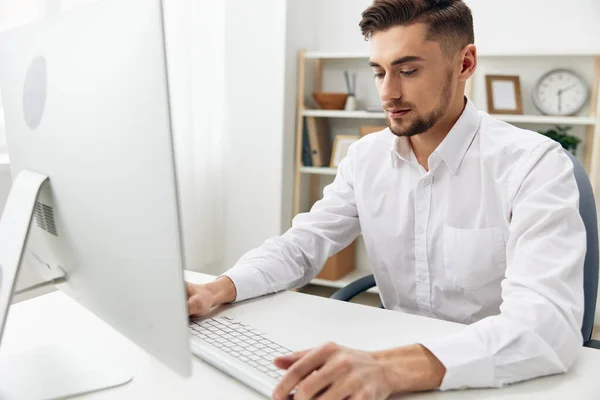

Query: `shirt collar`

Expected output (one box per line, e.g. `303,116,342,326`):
390,97,481,174
434,98,481,174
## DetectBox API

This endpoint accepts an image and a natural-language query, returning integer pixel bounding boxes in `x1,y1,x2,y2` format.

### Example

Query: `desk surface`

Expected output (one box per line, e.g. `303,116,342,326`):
2,271,600,399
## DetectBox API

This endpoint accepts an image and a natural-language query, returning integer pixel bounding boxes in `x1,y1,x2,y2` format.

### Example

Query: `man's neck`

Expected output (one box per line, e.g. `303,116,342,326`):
409,96,467,171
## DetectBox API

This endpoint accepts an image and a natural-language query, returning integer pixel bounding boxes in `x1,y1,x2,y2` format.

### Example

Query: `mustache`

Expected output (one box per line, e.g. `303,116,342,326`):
383,101,414,111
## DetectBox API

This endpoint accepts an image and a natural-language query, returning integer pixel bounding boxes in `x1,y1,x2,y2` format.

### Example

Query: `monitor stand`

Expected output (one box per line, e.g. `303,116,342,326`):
0,170,133,399
0,343,133,399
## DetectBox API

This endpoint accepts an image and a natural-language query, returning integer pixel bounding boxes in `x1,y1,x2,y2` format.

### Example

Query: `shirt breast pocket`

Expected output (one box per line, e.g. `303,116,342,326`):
443,225,506,291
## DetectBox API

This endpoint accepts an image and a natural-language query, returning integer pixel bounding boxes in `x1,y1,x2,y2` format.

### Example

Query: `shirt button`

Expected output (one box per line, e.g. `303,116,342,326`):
423,178,430,186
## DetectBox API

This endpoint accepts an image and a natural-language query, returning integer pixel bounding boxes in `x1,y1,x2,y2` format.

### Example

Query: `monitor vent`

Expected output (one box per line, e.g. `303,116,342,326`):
34,202,58,236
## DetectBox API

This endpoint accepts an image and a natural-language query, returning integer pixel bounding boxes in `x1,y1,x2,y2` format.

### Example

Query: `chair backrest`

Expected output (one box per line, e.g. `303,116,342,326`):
564,150,599,342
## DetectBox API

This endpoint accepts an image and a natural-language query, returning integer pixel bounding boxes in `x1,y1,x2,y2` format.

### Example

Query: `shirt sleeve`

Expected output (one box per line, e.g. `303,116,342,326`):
420,141,586,390
223,144,361,302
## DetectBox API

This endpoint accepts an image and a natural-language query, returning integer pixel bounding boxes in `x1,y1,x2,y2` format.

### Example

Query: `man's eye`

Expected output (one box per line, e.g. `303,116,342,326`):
374,72,385,79
400,69,417,76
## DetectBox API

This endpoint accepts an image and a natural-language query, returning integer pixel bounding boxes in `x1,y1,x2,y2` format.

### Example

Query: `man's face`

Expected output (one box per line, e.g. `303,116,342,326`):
369,23,457,137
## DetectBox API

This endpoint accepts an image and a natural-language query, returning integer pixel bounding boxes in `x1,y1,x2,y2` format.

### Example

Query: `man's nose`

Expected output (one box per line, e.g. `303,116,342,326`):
379,75,402,103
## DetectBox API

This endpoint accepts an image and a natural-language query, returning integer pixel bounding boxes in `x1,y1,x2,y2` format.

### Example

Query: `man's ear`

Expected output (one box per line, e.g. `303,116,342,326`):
458,44,477,82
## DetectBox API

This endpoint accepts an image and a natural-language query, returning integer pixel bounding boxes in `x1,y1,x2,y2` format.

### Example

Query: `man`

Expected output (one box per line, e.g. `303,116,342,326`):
186,0,586,398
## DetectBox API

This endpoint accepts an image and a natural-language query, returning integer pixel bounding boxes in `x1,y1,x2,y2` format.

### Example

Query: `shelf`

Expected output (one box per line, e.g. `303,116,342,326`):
302,109,385,119
302,109,596,126
491,114,596,126
299,166,337,176
310,269,379,294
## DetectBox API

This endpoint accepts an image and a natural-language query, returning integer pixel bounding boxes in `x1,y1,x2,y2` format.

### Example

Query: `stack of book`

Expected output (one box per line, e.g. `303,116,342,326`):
302,117,331,167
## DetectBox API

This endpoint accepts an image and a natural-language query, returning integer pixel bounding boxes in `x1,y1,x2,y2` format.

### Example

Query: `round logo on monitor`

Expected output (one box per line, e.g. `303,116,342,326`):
23,55,47,130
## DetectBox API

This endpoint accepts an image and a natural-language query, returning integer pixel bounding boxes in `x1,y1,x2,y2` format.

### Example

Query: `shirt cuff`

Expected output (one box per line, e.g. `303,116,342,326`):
419,327,496,390
221,265,267,303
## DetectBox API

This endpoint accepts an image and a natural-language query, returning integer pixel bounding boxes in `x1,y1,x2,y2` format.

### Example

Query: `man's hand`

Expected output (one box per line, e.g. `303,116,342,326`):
186,282,216,316
185,276,237,316
272,342,393,400
272,342,445,400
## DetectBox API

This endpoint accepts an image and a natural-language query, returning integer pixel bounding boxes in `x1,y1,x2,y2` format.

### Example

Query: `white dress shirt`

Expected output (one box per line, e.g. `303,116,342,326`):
224,98,586,390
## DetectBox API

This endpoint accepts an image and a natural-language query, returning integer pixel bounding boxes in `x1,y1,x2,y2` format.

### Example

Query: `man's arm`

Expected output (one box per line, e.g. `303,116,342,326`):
272,141,586,399
187,144,361,311
272,342,446,400
420,141,586,390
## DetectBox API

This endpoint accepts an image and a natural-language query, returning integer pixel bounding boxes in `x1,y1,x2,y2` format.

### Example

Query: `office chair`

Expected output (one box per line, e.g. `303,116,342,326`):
330,150,600,349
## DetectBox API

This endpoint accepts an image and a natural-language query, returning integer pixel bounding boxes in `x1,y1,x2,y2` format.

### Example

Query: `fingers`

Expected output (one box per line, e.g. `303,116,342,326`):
187,291,207,316
187,297,200,316
185,282,195,297
318,378,360,400
273,349,310,370
293,356,349,400
272,342,339,400
185,283,211,316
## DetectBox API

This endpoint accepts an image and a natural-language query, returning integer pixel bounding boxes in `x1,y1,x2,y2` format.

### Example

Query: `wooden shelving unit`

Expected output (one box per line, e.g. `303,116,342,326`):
293,50,600,291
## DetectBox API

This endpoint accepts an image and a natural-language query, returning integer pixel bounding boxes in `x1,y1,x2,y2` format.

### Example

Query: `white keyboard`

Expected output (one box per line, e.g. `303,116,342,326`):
189,316,293,397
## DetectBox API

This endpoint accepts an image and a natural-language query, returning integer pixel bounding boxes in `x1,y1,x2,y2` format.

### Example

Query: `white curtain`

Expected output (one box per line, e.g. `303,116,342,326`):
163,0,226,272
0,0,227,271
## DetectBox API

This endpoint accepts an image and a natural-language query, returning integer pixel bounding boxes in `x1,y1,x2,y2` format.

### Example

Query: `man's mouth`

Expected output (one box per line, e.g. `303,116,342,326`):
386,108,411,118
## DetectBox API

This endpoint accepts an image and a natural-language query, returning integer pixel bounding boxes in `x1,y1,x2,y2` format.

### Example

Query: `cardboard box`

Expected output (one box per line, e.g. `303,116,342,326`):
360,125,387,137
316,241,356,280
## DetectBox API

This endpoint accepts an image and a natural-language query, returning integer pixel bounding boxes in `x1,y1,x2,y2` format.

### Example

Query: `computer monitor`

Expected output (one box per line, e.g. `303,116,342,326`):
0,0,193,397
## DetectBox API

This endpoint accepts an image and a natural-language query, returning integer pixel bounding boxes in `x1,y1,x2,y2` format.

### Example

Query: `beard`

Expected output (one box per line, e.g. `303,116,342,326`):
386,70,454,138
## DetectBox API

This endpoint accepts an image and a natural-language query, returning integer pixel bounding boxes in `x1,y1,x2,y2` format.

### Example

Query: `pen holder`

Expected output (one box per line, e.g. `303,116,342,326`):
344,95,357,111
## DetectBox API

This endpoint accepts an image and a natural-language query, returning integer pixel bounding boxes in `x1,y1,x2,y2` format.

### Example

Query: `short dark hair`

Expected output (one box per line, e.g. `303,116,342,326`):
359,0,474,57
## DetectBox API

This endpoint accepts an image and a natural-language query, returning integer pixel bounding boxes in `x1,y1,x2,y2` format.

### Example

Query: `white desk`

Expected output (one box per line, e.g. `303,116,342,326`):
2,271,600,399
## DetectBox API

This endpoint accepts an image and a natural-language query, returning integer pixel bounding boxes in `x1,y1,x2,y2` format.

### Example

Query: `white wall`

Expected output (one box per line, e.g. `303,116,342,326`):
315,0,371,54
313,0,600,55
466,0,600,55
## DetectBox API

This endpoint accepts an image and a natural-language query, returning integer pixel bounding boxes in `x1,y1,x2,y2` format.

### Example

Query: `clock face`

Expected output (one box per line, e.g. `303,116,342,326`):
532,69,589,116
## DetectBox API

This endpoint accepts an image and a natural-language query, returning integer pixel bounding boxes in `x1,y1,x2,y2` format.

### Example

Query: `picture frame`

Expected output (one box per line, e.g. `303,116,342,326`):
330,135,359,168
485,75,523,114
